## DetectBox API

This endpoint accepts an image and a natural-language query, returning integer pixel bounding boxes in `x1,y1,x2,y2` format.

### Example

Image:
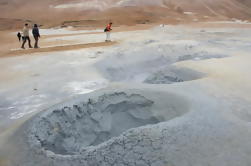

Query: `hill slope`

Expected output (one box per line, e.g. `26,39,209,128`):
0,0,250,30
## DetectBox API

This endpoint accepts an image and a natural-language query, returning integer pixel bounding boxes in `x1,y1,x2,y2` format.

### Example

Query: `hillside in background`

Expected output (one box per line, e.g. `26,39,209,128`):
0,0,250,30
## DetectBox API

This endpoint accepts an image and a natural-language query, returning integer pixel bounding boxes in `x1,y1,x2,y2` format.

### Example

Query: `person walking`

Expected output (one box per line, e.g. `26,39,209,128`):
105,22,112,42
32,24,40,48
21,23,32,49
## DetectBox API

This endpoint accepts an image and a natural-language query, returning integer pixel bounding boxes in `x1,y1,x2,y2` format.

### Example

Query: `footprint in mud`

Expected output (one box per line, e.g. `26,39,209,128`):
88,51,104,59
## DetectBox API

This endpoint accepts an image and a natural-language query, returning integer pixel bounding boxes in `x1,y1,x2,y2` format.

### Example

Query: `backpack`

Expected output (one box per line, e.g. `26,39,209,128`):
17,32,21,37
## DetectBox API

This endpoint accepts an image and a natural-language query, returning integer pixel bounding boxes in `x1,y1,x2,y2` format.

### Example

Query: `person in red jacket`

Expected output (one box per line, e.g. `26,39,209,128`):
105,22,112,42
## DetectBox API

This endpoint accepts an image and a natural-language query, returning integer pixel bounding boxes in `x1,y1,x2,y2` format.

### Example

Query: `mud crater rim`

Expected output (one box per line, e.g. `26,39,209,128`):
30,92,162,155
29,92,190,155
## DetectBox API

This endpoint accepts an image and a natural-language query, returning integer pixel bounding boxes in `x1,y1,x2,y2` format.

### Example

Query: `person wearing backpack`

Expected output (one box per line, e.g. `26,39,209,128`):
104,22,112,42
32,24,40,48
21,23,33,49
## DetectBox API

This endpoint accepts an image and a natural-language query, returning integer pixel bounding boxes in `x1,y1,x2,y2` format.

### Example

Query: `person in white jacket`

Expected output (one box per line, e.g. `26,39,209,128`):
21,23,32,49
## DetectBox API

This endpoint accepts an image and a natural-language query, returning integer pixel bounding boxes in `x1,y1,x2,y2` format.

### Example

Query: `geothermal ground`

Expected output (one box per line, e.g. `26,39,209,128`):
0,22,251,166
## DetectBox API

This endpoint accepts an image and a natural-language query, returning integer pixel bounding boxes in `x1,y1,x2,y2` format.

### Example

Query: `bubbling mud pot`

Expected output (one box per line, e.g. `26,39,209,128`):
144,67,205,84
30,92,162,155
9,91,191,166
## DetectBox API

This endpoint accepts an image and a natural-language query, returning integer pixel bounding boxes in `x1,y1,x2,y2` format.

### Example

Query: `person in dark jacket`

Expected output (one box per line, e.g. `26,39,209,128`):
32,24,40,48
